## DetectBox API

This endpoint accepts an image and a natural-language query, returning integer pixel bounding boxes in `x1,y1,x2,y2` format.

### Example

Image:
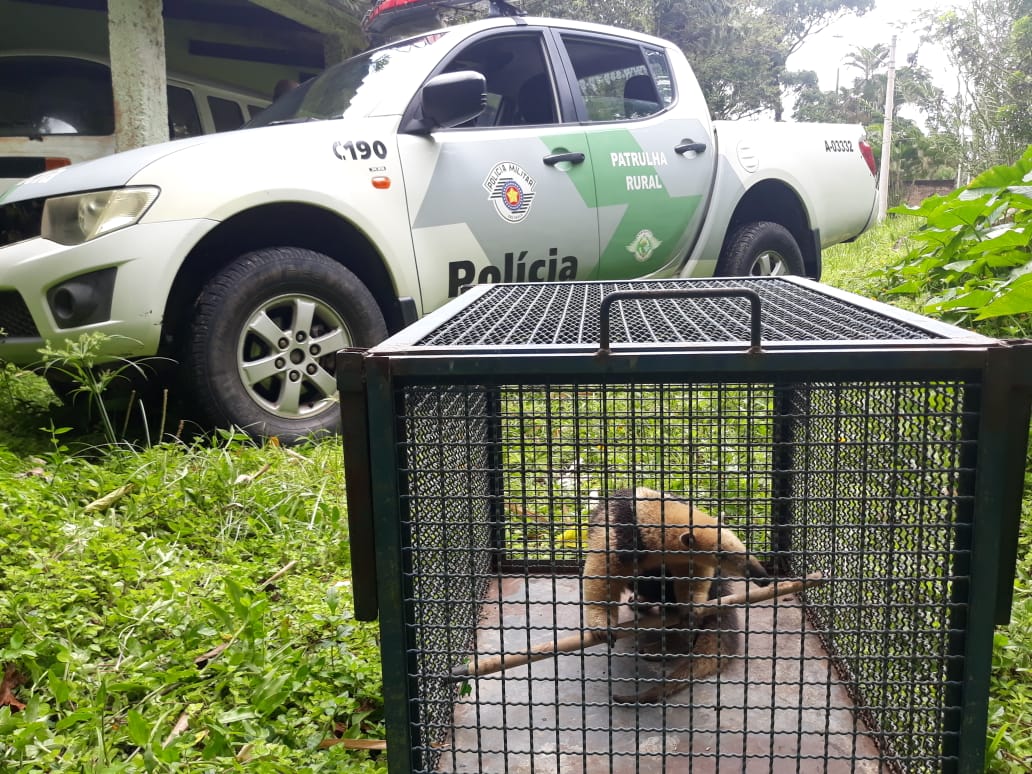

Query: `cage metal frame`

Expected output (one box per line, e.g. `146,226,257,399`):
338,277,1032,774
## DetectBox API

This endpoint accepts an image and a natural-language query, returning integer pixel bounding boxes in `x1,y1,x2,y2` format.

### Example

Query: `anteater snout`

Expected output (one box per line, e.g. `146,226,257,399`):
746,558,773,586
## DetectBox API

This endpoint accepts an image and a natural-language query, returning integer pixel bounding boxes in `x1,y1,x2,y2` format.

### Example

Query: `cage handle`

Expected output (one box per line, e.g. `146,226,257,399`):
598,287,763,352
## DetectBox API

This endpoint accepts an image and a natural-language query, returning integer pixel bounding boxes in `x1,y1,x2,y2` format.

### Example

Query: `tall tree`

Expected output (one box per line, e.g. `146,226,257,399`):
655,0,786,119
842,44,889,84
921,0,1032,178
527,0,876,119
522,0,656,30
768,0,875,56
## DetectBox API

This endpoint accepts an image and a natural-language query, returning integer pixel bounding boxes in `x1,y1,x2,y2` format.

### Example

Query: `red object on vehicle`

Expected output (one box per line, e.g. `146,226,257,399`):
859,140,877,177
364,0,521,36
364,0,451,35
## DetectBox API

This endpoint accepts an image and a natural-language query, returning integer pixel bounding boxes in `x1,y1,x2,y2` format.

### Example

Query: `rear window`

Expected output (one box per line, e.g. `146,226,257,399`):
0,56,115,137
207,96,244,132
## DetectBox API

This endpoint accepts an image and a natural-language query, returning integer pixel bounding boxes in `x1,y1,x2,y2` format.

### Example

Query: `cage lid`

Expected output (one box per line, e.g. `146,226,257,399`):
376,277,994,353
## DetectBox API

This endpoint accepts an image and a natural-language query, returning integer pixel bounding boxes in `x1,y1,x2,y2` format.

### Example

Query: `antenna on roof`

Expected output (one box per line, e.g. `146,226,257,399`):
488,0,525,17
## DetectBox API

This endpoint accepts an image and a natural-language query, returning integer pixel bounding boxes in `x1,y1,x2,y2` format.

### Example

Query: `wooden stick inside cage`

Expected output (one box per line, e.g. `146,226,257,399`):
450,571,826,680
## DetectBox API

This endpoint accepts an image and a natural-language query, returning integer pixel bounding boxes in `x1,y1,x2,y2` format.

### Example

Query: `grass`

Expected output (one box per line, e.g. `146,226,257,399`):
0,385,386,772
1,215,1031,771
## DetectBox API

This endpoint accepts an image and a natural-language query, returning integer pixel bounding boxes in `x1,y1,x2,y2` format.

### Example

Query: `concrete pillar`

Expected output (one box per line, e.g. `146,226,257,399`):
108,0,168,152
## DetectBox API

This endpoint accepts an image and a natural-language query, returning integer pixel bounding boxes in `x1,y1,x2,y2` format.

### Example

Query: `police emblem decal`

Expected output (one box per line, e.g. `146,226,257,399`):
484,162,536,223
627,229,662,262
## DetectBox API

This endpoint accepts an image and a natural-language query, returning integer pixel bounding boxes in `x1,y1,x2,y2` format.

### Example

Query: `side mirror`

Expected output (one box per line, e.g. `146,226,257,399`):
402,70,486,134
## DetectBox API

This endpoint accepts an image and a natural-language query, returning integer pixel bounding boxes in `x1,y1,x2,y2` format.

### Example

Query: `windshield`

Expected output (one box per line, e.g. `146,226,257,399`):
246,32,450,128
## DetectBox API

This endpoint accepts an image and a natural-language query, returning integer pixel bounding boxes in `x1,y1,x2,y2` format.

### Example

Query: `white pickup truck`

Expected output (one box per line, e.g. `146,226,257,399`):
0,14,878,441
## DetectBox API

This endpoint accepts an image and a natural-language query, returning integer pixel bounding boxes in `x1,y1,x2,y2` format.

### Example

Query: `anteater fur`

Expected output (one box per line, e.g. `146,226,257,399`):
582,487,771,703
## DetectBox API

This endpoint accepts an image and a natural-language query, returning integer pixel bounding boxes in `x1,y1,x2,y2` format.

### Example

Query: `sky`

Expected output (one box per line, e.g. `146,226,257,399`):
786,0,967,95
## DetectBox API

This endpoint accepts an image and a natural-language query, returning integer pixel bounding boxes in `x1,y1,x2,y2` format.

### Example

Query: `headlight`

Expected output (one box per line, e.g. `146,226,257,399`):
41,187,160,246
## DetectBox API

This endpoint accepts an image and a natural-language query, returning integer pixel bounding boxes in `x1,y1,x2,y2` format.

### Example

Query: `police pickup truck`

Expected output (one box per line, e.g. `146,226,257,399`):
0,15,878,441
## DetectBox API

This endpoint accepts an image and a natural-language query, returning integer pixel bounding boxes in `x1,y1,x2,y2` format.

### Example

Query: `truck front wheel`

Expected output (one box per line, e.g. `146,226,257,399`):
185,247,388,443
717,222,805,277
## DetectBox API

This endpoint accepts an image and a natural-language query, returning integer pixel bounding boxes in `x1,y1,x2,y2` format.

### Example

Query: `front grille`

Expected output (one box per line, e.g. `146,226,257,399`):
0,197,45,247
0,290,40,338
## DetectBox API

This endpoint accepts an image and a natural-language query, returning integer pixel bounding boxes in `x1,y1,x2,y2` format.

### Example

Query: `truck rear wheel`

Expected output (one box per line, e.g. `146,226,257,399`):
717,221,805,277
185,247,388,443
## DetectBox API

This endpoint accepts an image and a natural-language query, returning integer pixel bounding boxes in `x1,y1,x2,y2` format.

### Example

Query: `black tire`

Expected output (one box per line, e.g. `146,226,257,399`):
186,247,388,443
717,221,805,277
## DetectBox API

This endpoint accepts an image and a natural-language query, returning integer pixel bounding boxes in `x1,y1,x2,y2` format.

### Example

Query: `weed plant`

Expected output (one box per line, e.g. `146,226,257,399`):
0,426,385,772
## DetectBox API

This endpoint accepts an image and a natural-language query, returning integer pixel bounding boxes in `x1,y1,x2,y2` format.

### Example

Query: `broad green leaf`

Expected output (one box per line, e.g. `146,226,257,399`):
253,672,291,716
48,669,71,704
1003,271,1032,287
127,709,151,747
935,289,995,310
890,195,947,217
975,282,1032,319
921,199,991,229
969,162,1027,188
986,250,1032,269
942,259,976,273
887,280,925,294
199,598,234,631
55,708,96,730
963,229,1029,257
217,708,257,723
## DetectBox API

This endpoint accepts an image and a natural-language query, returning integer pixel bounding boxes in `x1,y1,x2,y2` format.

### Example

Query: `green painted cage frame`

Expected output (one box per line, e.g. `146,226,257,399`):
338,277,1032,774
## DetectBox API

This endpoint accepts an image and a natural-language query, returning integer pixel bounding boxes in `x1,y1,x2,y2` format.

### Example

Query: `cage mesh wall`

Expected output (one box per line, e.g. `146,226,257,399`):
341,278,1029,774
400,385,495,771
394,376,972,773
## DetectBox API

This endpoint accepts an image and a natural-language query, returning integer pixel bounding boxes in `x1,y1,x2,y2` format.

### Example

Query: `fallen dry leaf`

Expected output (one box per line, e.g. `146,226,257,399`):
1,664,26,712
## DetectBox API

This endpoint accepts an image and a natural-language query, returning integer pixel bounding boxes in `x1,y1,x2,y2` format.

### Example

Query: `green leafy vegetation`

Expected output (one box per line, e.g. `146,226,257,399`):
0,394,386,772
879,145,1032,336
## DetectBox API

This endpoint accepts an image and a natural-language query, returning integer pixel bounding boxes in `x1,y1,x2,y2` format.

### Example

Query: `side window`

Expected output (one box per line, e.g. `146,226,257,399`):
561,36,666,122
167,85,202,139
441,33,558,128
208,96,245,132
0,56,114,137
645,48,675,107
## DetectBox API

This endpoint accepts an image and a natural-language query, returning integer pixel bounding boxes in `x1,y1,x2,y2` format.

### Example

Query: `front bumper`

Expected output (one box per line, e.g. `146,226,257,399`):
0,218,214,366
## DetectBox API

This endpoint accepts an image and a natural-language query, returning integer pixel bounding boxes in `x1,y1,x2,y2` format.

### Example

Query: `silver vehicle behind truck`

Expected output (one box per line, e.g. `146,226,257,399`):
0,14,877,441
0,52,270,196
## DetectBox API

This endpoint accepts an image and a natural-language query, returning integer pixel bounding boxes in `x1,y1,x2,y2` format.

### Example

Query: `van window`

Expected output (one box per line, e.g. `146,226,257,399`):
0,56,114,136
208,96,244,132
168,85,203,139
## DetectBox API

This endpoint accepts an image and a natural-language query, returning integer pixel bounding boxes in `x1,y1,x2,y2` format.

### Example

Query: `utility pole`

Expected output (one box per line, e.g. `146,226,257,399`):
877,34,897,222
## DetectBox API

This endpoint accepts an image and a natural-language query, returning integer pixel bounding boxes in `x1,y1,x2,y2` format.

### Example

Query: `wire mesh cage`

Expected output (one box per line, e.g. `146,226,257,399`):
337,277,1032,774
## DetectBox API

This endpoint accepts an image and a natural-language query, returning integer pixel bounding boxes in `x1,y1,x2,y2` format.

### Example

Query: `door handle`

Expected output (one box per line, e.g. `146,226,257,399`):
543,151,585,166
675,140,707,155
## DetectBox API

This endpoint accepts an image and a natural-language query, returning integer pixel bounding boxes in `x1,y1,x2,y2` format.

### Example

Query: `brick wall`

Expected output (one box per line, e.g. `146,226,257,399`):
903,179,956,206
